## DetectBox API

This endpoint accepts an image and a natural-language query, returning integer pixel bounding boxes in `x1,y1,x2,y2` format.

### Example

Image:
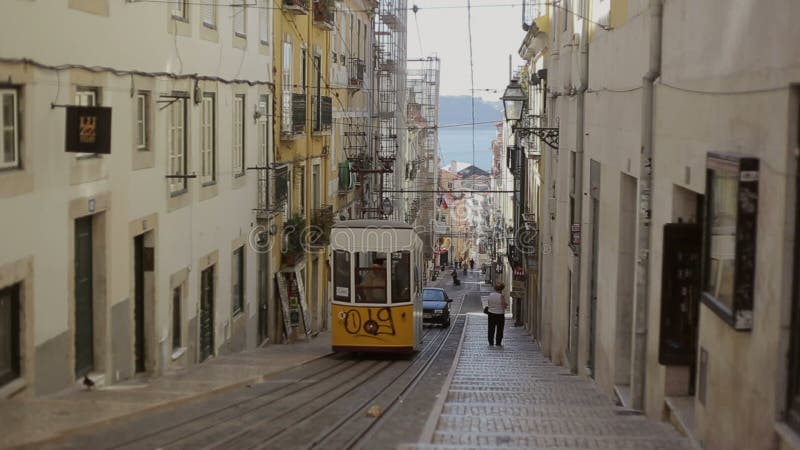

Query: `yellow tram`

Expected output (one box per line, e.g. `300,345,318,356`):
330,220,424,353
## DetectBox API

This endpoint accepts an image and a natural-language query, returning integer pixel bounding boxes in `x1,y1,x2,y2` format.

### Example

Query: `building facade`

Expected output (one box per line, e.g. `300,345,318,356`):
514,0,800,448
271,0,335,340
0,0,274,398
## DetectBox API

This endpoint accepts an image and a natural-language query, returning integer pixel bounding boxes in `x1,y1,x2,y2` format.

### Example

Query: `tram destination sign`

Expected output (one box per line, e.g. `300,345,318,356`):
65,106,112,154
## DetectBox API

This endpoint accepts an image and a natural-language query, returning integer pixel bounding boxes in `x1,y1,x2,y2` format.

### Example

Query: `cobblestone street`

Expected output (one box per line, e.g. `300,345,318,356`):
402,309,694,449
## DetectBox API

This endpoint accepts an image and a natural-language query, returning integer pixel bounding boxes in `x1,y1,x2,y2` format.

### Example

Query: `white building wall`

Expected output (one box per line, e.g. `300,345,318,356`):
0,1,272,397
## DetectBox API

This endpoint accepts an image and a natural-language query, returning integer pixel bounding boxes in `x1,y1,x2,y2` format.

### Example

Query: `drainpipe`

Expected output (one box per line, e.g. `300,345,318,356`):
632,0,663,411
568,3,590,374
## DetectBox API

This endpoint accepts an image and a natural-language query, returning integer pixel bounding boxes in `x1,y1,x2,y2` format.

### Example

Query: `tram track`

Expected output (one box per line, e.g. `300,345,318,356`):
50,287,472,450
199,321,454,449
297,288,471,450
70,328,438,450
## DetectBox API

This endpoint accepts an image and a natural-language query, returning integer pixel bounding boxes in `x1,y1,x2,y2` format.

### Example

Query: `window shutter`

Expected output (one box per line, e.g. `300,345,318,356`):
292,93,306,134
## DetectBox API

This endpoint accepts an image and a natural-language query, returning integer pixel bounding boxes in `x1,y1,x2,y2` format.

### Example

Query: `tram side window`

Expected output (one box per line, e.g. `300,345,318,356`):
391,251,411,303
334,250,351,302
355,252,387,303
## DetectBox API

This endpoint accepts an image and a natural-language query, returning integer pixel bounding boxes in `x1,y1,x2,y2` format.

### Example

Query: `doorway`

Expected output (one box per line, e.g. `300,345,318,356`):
199,266,215,362
75,216,94,377
661,188,704,390
258,240,270,344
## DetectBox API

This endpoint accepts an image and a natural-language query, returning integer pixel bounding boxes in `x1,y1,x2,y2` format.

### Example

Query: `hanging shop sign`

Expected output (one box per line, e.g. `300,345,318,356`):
65,106,112,154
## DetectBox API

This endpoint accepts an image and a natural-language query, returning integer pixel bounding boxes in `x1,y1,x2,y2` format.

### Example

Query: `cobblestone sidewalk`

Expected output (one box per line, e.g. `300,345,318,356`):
401,315,694,450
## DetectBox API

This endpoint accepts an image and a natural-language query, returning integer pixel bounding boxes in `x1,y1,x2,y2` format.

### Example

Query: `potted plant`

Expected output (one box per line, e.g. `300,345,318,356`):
282,213,306,266
309,206,334,246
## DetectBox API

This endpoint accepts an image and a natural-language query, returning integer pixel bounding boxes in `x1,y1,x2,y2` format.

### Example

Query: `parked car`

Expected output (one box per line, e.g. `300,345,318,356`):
422,288,452,327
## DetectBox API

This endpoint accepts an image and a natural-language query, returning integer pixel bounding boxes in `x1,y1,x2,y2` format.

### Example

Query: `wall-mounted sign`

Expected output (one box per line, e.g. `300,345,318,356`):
65,106,112,154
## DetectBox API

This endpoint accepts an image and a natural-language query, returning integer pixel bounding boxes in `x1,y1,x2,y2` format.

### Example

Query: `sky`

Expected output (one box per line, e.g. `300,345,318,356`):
406,1,527,101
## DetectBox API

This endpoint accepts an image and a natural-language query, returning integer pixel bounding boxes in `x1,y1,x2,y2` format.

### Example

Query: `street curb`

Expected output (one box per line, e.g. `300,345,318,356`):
417,307,470,444
9,350,335,450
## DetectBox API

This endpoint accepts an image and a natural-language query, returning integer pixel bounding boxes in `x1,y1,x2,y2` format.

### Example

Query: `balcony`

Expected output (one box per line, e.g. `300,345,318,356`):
283,0,308,15
348,58,366,89
257,164,289,218
313,0,335,30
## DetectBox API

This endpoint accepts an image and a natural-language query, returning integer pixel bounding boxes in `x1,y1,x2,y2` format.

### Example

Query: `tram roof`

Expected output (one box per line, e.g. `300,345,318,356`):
332,219,413,230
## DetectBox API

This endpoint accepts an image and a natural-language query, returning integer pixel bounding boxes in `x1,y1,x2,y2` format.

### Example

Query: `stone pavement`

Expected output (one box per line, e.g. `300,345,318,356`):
402,314,694,450
0,332,332,449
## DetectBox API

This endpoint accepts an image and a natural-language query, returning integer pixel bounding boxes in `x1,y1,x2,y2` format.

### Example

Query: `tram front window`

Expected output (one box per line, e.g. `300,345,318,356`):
333,250,351,302
391,251,411,303
355,252,387,303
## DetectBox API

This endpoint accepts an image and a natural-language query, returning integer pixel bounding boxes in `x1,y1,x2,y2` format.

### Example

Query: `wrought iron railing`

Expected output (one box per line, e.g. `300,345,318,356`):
348,58,365,88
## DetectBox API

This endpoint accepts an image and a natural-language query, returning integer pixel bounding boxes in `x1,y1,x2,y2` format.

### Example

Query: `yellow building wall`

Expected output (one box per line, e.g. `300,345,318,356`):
273,4,333,334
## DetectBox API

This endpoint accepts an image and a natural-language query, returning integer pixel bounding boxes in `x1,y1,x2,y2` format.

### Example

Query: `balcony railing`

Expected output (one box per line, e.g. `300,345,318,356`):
348,58,365,88
283,0,308,15
313,0,335,30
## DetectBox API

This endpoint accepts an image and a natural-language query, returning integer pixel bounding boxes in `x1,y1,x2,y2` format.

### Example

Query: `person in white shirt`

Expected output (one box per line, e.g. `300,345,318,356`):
486,283,508,346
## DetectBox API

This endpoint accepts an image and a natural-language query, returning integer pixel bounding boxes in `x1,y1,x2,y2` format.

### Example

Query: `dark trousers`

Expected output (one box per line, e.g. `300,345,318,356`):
488,313,505,345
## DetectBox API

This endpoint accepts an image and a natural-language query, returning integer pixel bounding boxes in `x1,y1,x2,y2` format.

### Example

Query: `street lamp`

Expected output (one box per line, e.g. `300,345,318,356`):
501,79,526,122
502,79,559,150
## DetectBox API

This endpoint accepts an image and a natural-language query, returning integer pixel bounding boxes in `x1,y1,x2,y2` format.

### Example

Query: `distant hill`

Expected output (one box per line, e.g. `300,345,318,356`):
438,96,502,129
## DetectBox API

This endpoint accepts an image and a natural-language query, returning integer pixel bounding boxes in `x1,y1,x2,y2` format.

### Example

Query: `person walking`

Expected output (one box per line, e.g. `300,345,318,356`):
469,258,475,270
486,282,508,346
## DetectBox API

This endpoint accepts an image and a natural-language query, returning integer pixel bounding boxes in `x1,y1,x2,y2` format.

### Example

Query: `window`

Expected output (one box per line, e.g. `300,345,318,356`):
233,1,246,37
357,19,361,59
282,37,293,134
312,55,321,131
1,88,19,170
172,286,181,350
391,251,411,303
75,87,100,158
701,153,760,330
233,95,245,176
0,284,20,387
201,93,215,184
298,165,305,216
202,0,216,28
355,252,387,304
168,99,188,194
136,92,149,151
333,250,351,302
312,164,320,209
259,0,269,44
257,94,270,209
232,247,244,315
171,0,187,20
301,48,307,94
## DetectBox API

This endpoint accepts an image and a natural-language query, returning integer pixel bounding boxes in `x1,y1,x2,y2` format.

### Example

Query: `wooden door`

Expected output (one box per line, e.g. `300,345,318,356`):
75,216,94,377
